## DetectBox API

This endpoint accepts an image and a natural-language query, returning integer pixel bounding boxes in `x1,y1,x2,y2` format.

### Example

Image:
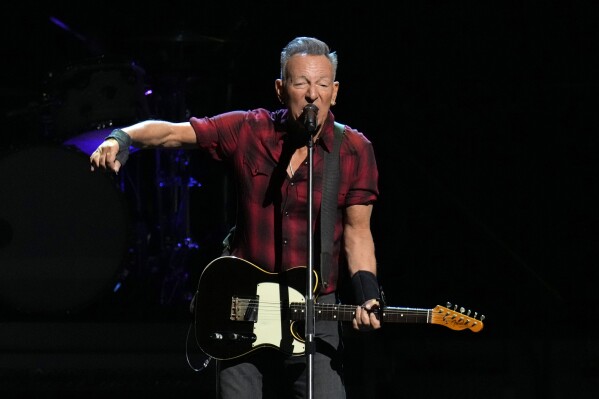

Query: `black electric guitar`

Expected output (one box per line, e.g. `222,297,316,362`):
192,256,485,360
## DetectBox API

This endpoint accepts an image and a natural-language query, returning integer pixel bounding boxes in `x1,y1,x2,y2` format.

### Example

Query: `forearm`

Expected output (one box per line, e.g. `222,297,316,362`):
343,204,379,306
120,120,195,149
344,224,377,277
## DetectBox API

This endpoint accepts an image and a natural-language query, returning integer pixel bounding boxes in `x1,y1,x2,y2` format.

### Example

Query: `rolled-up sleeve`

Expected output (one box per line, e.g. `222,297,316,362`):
190,111,247,160
341,130,379,207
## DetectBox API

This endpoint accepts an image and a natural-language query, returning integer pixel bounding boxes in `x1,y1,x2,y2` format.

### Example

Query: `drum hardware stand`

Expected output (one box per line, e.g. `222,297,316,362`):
155,147,200,305
119,156,149,284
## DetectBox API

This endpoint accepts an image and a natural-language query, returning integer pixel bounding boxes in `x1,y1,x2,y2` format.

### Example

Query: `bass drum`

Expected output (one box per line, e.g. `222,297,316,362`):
0,145,131,315
46,56,151,143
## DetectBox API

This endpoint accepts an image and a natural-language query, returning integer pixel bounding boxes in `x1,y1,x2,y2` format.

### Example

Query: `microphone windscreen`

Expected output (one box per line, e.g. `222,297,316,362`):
302,104,319,133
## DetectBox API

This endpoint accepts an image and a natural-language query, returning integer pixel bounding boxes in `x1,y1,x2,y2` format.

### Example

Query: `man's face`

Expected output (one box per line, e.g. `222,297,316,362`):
276,54,339,135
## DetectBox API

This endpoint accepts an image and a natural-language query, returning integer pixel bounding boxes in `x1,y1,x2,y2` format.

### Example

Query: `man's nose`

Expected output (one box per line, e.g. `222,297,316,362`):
306,85,318,101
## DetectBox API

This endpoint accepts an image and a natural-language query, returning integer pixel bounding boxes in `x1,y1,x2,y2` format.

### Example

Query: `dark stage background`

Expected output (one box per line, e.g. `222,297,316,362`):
1,1,598,398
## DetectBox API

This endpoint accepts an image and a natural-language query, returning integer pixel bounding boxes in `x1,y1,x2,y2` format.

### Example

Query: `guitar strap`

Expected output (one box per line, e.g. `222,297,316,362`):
319,121,345,290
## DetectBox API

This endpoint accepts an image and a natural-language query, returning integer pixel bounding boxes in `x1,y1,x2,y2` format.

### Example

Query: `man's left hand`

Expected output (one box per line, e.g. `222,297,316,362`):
352,299,381,331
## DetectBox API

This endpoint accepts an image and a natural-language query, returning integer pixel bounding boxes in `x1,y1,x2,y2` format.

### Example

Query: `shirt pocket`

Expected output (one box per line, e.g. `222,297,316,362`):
242,153,274,205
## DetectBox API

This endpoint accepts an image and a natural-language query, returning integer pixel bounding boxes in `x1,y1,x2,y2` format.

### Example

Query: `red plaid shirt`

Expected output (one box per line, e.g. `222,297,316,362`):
190,108,379,294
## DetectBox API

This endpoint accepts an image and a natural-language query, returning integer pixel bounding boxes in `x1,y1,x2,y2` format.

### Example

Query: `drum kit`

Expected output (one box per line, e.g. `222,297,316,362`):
0,40,225,316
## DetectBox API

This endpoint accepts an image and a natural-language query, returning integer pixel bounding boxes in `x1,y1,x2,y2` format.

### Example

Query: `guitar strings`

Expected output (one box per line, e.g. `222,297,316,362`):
229,299,482,328
230,298,435,318
233,298,475,316
232,298,432,313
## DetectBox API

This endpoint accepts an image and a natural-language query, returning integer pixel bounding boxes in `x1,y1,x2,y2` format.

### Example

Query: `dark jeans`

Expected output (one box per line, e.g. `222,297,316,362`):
217,293,346,399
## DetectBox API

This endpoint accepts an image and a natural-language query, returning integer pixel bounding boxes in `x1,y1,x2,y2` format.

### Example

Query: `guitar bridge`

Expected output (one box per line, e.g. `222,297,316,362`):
230,295,259,322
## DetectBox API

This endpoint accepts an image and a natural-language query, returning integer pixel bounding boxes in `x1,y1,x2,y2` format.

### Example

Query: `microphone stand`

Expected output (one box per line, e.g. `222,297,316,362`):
302,103,318,399
305,133,316,399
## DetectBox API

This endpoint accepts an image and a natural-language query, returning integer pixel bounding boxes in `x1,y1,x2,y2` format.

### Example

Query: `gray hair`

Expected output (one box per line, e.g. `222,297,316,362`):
280,36,338,81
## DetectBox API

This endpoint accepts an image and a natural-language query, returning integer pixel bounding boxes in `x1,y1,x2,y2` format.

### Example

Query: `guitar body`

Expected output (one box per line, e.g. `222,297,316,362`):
193,256,313,360
193,256,485,360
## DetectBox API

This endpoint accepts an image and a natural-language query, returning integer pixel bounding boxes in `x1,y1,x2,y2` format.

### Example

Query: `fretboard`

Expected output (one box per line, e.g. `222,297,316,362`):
288,303,432,324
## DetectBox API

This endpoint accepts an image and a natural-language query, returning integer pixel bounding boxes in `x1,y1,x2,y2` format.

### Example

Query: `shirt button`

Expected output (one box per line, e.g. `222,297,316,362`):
284,211,289,216
290,182,294,186
283,239,288,245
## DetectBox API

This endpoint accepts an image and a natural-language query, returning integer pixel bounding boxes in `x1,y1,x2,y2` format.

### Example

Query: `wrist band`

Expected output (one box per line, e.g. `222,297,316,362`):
351,270,380,305
105,128,132,166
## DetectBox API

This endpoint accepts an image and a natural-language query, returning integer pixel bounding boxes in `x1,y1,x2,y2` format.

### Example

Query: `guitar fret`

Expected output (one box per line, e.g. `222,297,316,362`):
318,304,339,320
288,303,357,321
383,307,430,324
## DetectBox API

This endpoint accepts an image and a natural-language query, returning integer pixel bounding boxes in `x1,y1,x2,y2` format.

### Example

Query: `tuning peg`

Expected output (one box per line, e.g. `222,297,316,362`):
460,306,465,313
453,304,458,311
481,315,486,322
466,309,471,316
474,312,478,318
446,302,452,308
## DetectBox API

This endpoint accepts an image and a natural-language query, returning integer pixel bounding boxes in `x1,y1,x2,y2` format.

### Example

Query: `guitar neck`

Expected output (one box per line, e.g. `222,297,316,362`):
289,303,432,324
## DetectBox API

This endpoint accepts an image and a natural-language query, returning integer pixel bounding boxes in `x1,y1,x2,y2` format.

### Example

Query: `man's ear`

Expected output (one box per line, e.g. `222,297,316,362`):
275,79,285,103
331,81,340,105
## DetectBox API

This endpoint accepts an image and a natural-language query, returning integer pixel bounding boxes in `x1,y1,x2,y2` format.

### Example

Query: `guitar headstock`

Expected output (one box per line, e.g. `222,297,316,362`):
431,302,485,332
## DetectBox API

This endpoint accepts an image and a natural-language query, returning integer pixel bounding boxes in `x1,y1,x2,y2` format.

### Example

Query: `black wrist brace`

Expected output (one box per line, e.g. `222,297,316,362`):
351,270,380,305
105,128,132,166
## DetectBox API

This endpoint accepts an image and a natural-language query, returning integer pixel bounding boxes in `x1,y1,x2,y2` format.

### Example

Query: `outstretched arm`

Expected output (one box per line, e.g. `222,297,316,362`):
90,120,197,173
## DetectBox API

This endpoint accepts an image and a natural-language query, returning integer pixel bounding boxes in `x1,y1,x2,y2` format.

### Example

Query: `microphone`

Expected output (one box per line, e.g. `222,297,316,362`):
302,104,319,134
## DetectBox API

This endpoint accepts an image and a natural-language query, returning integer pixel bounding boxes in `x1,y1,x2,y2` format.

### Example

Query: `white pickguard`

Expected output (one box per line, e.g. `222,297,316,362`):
254,282,305,355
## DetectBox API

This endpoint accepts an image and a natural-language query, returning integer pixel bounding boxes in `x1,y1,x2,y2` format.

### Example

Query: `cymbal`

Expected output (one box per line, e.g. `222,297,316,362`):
128,31,230,45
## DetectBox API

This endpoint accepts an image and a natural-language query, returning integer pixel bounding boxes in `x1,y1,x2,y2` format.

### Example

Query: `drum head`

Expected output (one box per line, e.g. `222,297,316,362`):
0,146,131,315
47,57,151,141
